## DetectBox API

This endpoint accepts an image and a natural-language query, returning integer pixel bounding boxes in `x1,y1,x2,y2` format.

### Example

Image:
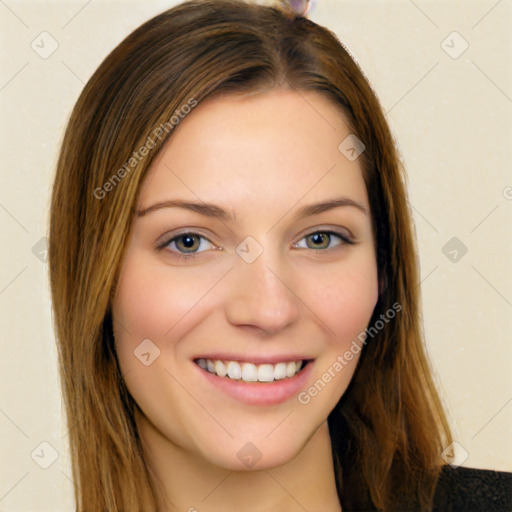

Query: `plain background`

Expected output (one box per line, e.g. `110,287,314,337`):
1,0,511,509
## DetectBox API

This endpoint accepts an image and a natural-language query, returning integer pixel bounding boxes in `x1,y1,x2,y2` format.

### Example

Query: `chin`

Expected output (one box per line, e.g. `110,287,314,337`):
198,436,305,472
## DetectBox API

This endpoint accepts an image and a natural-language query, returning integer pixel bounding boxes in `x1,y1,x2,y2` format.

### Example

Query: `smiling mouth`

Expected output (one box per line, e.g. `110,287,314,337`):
194,358,312,383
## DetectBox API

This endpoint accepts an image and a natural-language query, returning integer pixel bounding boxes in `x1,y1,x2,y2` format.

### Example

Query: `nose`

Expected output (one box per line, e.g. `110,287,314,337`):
224,249,301,335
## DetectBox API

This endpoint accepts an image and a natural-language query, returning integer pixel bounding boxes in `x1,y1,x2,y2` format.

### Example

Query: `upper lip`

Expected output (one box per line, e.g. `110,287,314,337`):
193,353,314,365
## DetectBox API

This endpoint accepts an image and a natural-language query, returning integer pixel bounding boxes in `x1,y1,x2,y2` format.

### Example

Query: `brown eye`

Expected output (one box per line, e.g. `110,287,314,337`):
295,230,354,251
175,234,201,253
159,232,215,259
305,232,331,249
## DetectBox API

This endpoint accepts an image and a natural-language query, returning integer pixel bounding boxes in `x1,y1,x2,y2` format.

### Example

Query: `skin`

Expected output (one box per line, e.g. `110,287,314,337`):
112,88,379,512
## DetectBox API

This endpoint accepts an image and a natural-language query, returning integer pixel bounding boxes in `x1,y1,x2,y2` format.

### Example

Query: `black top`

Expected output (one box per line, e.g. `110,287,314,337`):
432,465,512,511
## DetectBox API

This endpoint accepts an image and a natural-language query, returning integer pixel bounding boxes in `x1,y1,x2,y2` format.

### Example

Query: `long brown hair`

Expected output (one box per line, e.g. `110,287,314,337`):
48,1,452,510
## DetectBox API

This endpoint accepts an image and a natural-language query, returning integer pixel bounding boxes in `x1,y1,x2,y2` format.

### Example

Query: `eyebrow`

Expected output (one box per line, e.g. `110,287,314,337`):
136,196,368,220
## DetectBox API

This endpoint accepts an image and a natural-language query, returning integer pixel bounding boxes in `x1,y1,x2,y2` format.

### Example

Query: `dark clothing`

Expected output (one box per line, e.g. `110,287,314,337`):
432,465,512,511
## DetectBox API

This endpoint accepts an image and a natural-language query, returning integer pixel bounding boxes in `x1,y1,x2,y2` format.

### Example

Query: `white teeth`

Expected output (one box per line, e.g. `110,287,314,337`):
286,361,296,377
227,361,242,380
273,362,287,380
241,363,258,382
257,364,274,382
197,358,306,382
214,360,227,377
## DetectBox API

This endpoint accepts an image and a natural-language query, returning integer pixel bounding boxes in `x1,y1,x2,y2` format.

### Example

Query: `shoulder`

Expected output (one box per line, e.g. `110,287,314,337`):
432,465,512,512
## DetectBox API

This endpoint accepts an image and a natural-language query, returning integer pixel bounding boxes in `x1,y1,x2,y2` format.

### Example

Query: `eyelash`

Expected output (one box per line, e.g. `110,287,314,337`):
157,229,355,260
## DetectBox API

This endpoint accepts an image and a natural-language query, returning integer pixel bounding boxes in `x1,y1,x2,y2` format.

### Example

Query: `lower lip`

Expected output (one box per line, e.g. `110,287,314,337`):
195,360,314,406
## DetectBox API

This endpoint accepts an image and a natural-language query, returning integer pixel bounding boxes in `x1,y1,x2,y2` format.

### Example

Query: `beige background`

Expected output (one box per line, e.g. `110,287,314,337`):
1,0,511,510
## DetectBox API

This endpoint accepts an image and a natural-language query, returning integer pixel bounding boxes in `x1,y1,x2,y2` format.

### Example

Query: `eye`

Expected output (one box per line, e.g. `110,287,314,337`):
158,228,354,260
159,232,215,259
294,230,354,250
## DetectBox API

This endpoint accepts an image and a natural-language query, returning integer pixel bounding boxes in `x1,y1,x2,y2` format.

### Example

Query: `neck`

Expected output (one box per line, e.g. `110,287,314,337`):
137,414,342,512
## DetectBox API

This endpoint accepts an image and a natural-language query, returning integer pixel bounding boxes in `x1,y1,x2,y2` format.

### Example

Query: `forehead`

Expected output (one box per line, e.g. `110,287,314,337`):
138,89,369,213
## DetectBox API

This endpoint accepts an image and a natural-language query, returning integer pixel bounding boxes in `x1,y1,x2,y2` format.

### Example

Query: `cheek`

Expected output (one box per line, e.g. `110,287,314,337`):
310,251,379,346
113,254,214,349
111,254,211,432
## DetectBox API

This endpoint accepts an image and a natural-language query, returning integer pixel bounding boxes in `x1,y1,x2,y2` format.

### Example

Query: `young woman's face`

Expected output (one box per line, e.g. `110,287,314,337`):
112,89,378,470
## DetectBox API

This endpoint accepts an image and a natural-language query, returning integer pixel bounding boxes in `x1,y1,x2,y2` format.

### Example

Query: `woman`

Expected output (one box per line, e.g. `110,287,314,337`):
48,1,511,510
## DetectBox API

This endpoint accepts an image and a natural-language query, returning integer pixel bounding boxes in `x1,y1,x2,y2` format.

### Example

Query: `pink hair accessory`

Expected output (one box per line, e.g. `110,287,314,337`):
284,0,312,17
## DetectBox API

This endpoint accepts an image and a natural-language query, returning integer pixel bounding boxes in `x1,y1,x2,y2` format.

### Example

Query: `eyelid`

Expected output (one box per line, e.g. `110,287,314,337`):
296,224,354,243
292,229,354,251
156,230,217,252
